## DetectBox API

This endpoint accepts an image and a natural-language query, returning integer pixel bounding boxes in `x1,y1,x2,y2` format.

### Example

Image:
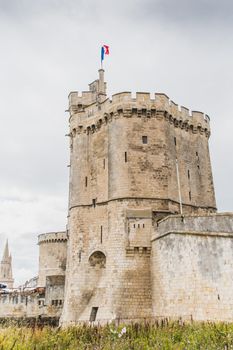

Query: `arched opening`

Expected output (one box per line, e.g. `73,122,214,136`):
89,251,106,268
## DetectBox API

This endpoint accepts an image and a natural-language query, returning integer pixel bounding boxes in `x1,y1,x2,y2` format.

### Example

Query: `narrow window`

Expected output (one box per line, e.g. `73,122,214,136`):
196,152,198,156
90,307,98,322
142,136,148,144
78,250,82,262
103,159,105,169
188,170,190,179
174,137,177,146
143,223,145,228
85,177,88,187
189,191,192,201
100,226,103,244
133,224,135,228
92,199,96,207
125,152,127,163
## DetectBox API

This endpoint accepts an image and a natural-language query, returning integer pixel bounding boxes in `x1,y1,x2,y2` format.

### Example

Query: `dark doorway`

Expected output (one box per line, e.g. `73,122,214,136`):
89,307,98,321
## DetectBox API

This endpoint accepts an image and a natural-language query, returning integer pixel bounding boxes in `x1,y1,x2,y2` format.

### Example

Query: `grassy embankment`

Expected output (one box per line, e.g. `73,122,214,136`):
0,322,233,349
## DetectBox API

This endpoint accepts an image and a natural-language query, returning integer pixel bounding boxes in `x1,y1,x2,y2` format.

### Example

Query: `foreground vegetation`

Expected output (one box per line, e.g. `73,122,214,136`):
0,321,233,349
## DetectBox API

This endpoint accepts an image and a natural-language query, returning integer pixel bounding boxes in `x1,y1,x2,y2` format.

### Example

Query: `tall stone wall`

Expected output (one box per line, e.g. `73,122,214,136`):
62,201,153,324
151,213,233,322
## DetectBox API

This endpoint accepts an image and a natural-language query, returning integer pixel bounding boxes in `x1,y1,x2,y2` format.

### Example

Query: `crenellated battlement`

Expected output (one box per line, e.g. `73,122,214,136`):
68,91,98,112
68,69,107,114
68,68,211,142
68,70,210,141
68,90,211,139
38,231,67,245
110,92,210,124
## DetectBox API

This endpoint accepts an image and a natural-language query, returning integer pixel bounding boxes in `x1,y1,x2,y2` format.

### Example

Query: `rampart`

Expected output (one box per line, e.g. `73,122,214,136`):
68,91,210,138
151,213,233,322
153,213,233,239
38,231,68,244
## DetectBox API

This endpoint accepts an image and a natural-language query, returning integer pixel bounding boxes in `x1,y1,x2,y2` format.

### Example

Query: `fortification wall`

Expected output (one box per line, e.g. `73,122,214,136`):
61,200,154,325
151,213,233,322
69,91,210,134
166,120,215,210
38,232,67,287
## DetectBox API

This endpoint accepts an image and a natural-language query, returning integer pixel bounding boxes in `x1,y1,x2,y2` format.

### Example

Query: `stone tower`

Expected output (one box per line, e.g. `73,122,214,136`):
38,231,67,287
61,70,216,325
0,240,14,289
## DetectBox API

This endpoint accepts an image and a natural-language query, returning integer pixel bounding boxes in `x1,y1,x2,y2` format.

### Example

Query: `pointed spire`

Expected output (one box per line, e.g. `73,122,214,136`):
2,239,10,261
0,239,14,288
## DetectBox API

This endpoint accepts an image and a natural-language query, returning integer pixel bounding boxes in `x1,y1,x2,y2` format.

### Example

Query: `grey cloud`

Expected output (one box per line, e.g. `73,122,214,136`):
0,0,104,21
0,0,77,16
0,196,36,203
134,0,233,26
2,0,233,26
0,0,137,24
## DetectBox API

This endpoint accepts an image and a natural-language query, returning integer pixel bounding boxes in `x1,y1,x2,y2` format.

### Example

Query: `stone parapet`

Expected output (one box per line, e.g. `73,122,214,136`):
69,91,210,139
38,232,67,245
153,213,233,240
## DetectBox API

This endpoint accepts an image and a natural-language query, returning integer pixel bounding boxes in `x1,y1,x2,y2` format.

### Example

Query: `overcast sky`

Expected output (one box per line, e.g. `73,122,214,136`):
0,0,232,285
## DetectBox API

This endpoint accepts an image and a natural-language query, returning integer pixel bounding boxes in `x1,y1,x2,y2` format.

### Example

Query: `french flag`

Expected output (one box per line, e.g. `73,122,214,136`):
101,45,109,62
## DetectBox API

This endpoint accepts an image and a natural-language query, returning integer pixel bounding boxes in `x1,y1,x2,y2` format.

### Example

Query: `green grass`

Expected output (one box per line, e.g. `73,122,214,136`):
0,322,233,349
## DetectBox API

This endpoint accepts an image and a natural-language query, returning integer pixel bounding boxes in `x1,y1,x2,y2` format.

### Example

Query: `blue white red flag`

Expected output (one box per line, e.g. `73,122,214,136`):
101,45,109,62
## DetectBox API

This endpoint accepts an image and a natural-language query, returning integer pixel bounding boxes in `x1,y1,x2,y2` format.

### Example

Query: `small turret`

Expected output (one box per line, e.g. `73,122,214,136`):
68,70,107,116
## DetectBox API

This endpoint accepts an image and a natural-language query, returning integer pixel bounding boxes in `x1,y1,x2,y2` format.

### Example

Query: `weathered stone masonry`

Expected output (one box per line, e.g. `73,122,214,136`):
151,213,233,321
60,69,231,325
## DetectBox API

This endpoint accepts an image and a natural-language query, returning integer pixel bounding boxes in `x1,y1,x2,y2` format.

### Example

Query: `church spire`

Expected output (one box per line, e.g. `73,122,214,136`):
2,240,10,261
0,240,14,288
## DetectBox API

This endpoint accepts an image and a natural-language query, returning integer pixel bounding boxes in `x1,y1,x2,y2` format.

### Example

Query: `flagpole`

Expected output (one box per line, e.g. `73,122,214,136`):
101,46,103,69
